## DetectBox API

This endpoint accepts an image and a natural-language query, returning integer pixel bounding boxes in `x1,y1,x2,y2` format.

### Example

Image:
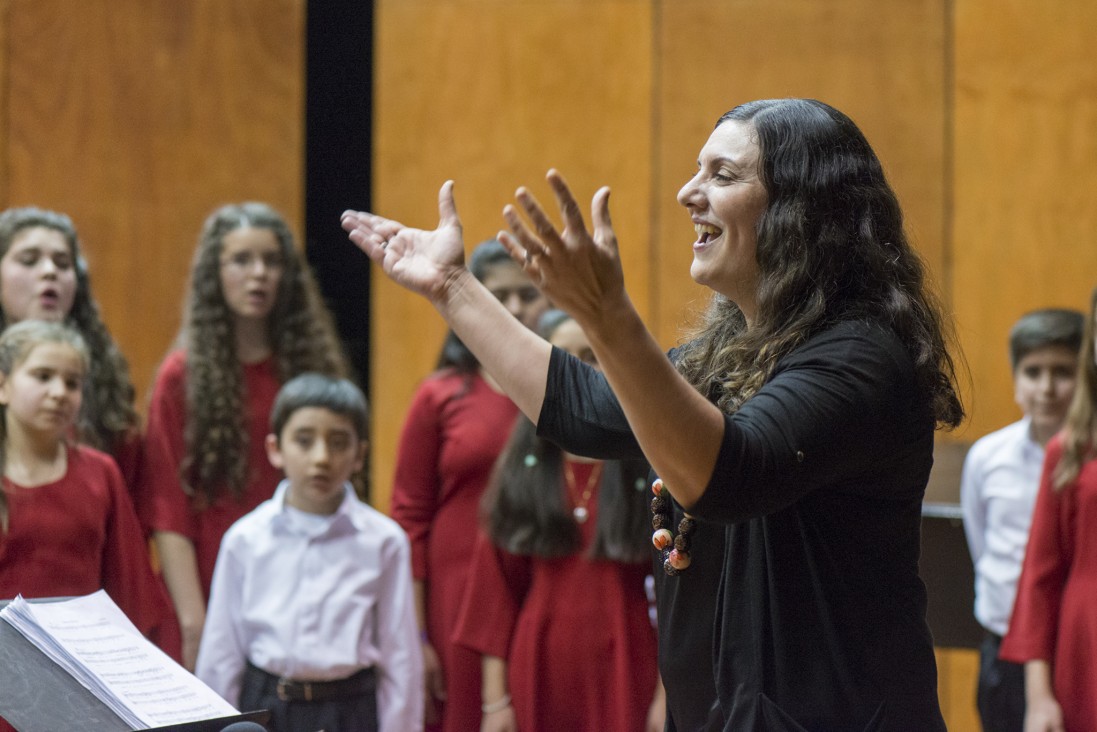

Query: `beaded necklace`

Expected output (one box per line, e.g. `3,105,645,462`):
650,478,696,574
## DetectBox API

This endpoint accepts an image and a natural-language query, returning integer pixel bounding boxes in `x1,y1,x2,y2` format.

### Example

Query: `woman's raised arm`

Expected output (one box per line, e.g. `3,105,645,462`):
498,171,725,507
344,174,725,507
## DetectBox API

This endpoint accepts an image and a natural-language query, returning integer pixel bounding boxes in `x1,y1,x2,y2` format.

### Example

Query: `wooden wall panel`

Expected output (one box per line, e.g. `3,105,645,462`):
0,1,8,205
2,0,305,406
953,0,1097,440
653,0,949,349
372,0,654,512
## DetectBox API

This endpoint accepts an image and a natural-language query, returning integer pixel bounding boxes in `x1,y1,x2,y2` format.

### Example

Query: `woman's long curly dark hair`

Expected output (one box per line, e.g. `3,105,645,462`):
676,99,964,429
0,207,138,452
179,202,348,502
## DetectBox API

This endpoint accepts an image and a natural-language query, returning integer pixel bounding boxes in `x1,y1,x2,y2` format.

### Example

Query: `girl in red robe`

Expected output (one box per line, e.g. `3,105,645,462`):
392,240,549,732
0,321,167,732
0,207,140,488
454,311,660,732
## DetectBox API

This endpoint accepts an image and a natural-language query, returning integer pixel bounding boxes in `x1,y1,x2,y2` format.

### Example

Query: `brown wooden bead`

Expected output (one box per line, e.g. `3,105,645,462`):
662,555,679,576
668,549,691,570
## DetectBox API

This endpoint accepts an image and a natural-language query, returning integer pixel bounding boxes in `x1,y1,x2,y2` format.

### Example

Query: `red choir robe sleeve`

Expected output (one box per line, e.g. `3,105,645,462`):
1000,436,1074,663
390,380,446,581
93,448,176,643
136,351,197,540
452,530,533,660
109,428,144,503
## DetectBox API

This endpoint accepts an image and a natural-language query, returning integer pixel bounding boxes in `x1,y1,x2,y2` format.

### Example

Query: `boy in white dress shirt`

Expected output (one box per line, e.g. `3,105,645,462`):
960,308,1083,732
196,373,423,732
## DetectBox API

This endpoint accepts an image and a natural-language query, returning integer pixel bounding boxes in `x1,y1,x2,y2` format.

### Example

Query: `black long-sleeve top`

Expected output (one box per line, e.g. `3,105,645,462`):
538,318,946,732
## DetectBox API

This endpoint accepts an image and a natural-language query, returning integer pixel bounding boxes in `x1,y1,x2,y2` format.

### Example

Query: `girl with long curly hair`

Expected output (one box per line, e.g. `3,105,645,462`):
343,98,965,731
0,207,140,484
140,202,348,669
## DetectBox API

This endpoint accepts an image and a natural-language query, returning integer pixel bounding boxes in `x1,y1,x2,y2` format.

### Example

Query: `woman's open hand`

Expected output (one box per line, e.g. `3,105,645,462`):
500,169,628,331
341,180,466,303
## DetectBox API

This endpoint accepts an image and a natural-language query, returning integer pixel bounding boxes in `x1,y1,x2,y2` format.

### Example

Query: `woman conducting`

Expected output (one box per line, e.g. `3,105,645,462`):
342,98,963,732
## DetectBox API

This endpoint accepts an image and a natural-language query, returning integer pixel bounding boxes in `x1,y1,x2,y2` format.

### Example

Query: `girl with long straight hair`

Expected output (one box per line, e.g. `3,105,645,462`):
454,311,658,732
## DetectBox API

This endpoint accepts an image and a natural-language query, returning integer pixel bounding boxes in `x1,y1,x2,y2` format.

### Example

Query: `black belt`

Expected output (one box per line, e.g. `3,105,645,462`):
248,662,376,703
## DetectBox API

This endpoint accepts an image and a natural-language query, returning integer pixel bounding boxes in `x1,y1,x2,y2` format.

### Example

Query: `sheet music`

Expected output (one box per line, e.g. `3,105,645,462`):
0,590,238,730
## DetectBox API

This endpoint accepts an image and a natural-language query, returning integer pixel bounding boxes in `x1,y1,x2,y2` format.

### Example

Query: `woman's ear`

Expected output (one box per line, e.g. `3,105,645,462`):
0,374,10,406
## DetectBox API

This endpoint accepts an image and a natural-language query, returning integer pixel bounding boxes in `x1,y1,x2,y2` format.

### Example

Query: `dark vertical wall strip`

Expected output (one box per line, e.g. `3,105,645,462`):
305,0,373,392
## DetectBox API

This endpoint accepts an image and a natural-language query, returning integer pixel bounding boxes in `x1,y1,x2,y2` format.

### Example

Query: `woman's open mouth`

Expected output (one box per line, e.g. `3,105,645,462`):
693,223,722,248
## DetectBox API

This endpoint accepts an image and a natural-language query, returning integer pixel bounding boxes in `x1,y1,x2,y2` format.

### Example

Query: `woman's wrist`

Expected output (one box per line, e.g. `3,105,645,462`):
432,264,477,314
481,693,512,714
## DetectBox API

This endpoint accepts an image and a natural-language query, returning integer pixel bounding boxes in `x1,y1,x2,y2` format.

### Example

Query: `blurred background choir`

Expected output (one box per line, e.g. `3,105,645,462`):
0,212,661,731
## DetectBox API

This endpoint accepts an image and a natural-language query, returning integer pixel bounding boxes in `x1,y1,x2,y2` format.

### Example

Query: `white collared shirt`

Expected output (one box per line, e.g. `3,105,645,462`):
196,481,423,732
960,417,1045,636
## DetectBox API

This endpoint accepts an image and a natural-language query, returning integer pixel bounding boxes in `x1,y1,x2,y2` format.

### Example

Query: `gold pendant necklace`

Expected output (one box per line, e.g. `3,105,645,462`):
564,460,602,524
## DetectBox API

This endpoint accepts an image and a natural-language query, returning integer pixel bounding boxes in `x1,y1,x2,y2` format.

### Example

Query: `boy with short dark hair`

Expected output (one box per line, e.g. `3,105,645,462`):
196,374,422,732
961,308,1084,732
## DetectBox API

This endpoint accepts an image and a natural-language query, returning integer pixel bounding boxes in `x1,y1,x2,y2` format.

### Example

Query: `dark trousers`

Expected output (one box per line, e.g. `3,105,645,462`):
977,631,1025,732
240,663,378,732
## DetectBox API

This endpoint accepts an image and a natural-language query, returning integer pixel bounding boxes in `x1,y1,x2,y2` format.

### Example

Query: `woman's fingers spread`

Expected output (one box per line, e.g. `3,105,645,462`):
437,180,461,229
339,211,371,241
339,210,404,262
340,216,380,254
591,186,617,250
502,203,546,259
546,169,587,234
514,186,562,248
339,210,360,231
592,186,612,228
497,230,530,268
340,211,387,239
